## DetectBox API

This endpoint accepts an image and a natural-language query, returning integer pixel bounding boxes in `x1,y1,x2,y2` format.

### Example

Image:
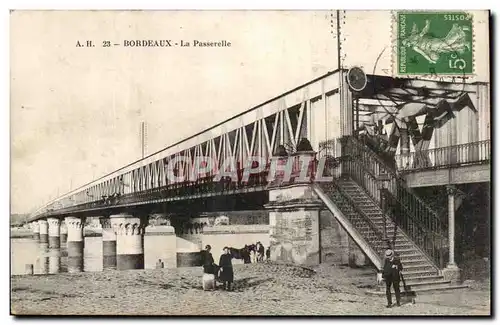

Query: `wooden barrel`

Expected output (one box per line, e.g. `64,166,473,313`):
202,273,215,290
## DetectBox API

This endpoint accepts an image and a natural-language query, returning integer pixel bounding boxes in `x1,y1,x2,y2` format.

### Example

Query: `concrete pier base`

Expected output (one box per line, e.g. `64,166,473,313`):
443,264,462,285
39,256,49,274
38,242,49,274
65,216,84,273
39,220,48,245
265,184,322,266
60,222,68,248
31,221,40,242
47,218,61,249
103,241,117,270
48,248,61,274
100,217,117,271
111,214,147,270
67,241,84,272
145,215,176,269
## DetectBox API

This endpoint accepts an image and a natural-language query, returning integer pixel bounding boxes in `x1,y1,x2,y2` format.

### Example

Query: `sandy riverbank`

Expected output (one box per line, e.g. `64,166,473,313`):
11,263,490,316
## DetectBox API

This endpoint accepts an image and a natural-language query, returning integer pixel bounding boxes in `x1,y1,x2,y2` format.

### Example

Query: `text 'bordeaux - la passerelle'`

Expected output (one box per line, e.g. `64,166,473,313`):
123,40,232,47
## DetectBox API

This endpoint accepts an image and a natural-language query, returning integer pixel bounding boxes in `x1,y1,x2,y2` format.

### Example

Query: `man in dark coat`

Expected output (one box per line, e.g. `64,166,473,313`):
202,245,217,275
242,245,251,264
219,247,234,291
256,242,265,262
382,249,403,307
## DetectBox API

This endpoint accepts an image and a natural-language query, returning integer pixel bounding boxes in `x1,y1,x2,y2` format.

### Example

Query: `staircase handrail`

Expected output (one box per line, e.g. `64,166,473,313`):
346,136,445,231
382,189,447,268
329,179,387,245
313,184,383,271
345,153,446,240
343,136,448,268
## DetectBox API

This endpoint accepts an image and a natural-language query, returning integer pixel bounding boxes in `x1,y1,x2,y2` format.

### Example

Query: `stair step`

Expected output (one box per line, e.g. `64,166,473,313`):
399,259,431,265
396,274,444,283
395,249,422,254
379,243,411,249
402,262,435,268
396,250,422,255
346,196,372,200
398,255,428,262
397,269,439,278
378,279,451,290
399,254,429,266
366,284,469,296
327,179,445,289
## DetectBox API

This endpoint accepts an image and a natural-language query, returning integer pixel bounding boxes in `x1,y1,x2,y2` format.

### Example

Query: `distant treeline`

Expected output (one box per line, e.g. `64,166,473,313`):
10,214,29,226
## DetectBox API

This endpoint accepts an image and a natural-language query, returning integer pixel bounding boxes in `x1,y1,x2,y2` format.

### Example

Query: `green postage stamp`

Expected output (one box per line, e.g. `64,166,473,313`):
396,11,474,75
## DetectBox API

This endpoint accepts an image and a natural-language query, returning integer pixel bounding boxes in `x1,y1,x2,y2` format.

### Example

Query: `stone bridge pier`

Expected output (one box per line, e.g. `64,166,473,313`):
99,216,117,271
38,219,48,247
47,218,60,249
28,212,179,273
65,216,85,273
110,214,148,270
31,221,40,242
60,221,68,248
145,214,176,269
265,183,322,266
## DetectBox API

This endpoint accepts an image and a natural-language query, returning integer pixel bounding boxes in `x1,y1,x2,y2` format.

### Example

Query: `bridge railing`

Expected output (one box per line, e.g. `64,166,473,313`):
395,140,491,172
35,153,319,217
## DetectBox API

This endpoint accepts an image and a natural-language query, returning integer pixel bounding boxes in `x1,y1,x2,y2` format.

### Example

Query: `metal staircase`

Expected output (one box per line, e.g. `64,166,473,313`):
314,136,468,294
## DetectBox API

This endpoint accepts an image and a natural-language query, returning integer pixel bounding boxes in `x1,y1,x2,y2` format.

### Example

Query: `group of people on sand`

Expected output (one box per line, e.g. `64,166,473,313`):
201,242,271,291
242,241,270,264
201,240,406,303
202,245,234,291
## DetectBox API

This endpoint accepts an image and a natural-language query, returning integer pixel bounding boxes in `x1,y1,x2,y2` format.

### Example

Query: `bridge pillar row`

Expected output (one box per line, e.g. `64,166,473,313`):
65,216,85,273
47,217,60,249
99,216,117,271
38,219,48,245
111,214,147,270
31,221,40,241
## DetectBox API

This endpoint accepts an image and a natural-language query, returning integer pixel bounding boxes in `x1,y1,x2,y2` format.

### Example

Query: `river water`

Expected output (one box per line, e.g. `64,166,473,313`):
11,229,255,275
11,237,105,275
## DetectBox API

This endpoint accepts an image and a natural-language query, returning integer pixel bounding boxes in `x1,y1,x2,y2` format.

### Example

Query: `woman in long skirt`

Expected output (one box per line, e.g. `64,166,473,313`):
202,245,217,274
202,245,217,290
218,247,234,291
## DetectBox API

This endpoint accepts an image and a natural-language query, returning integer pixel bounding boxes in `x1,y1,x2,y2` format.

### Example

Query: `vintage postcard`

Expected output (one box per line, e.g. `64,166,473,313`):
10,10,491,316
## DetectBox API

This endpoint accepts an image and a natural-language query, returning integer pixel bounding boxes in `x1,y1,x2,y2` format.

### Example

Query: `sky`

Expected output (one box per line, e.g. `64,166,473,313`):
10,10,337,214
10,10,489,214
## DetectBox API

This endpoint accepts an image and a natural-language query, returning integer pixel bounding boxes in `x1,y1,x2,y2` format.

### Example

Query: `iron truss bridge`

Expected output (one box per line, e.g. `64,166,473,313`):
30,70,489,221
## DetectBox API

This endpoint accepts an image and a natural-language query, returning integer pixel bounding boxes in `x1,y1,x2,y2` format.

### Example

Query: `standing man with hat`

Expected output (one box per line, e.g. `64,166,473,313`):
382,249,403,308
